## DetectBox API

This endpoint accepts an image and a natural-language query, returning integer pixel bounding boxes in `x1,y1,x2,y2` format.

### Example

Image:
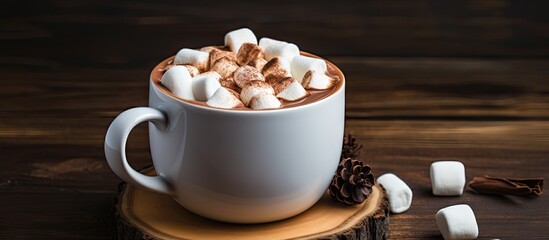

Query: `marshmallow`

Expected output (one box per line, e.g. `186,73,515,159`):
273,77,310,102
219,77,241,93
291,55,327,83
259,37,300,62
158,64,177,72
302,70,337,90
194,71,222,80
237,43,265,66
265,74,281,85
249,93,282,110
377,173,413,214
174,48,209,72
206,87,244,109
430,161,466,196
183,65,199,77
159,64,199,77
210,57,239,79
262,57,292,84
233,66,265,88
240,80,275,106
224,28,258,53
160,66,195,101
199,46,223,53
254,58,268,72
192,71,222,101
271,76,294,94
209,49,237,68
436,204,479,240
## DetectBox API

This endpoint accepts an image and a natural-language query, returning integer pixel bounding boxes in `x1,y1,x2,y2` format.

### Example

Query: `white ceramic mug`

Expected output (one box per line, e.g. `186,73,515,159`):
104,56,345,223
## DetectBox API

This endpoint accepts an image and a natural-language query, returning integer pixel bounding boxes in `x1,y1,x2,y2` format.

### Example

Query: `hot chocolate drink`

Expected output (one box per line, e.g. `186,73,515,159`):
152,28,343,110
106,28,346,223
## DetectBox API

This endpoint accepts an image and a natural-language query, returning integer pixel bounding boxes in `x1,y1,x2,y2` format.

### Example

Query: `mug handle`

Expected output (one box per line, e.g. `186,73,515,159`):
104,107,173,195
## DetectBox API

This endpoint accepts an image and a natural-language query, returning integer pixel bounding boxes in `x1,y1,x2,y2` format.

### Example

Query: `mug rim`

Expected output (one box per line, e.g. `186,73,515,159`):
150,51,345,115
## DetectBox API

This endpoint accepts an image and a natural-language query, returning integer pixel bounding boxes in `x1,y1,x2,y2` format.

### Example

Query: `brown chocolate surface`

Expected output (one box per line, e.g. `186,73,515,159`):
152,51,343,110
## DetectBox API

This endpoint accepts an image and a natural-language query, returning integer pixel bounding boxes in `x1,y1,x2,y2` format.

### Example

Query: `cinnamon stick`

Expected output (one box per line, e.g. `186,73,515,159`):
468,176,543,197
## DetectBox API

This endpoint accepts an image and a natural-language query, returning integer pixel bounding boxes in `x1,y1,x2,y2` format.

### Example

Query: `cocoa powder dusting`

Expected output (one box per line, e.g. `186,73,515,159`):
237,43,264,66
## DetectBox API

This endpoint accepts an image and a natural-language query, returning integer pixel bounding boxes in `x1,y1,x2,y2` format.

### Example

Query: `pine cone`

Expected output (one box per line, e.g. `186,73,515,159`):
330,158,375,205
341,134,363,159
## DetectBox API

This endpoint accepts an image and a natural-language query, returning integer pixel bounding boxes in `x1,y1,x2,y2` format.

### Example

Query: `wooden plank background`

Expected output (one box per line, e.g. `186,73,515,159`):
1,0,548,239
2,0,549,64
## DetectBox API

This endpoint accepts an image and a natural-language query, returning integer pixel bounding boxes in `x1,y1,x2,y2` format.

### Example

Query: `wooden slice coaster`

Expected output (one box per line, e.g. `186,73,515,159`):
113,167,390,240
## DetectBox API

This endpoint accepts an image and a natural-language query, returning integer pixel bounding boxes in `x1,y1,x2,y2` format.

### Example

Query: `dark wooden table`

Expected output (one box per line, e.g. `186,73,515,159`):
2,1,548,239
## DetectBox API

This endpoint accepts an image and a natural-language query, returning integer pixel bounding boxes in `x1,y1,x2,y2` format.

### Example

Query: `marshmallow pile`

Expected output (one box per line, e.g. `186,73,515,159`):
377,160,479,239
376,160,469,215
159,28,339,110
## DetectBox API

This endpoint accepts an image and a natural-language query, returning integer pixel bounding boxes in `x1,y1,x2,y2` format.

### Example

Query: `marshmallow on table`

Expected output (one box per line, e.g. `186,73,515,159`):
291,55,327,84
192,71,222,101
206,87,244,109
376,173,413,214
160,66,194,101
430,161,466,196
240,80,276,106
302,70,337,90
174,48,209,72
210,57,239,79
436,204,479,240
233,66,265,88
249,93,282,110
224,28,258,53
237,43,265,66
272,77,310,102
259,37,300,62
